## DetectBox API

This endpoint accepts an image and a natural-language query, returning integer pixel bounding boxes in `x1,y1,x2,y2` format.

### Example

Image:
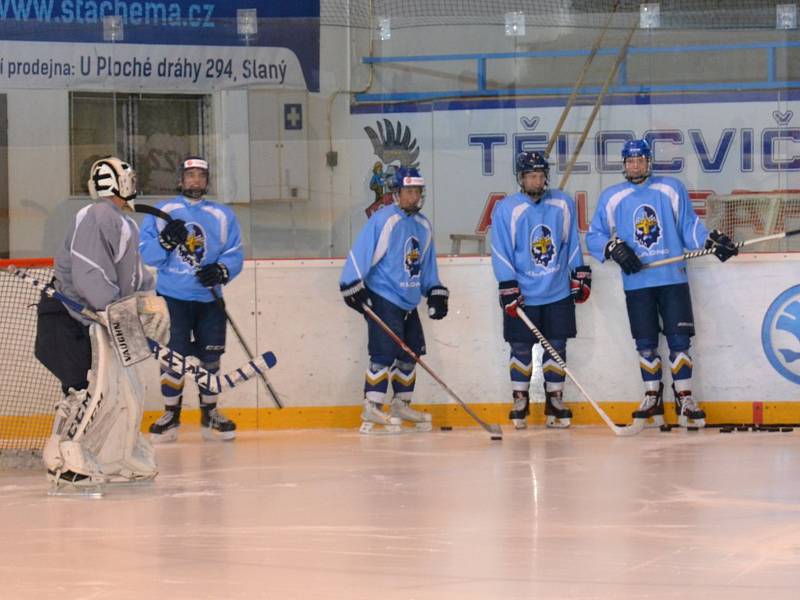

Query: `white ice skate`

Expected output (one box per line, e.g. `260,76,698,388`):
390,398,432,432
544,390,572,429
360,401,402,434
674,386,706,428
632,383,665,429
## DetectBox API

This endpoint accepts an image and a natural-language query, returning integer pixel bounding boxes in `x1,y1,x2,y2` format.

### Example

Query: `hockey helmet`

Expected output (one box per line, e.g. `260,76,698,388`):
87,156,137,206
515,151,549,180
621,139,651,161
392,166,425,213
178,155,209,199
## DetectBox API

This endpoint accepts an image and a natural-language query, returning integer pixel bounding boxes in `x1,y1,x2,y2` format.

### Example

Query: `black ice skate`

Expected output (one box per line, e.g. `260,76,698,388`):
149,406,181,443
673,384,706,428
544,389,572,429
632,383,665,428
201,406,236,441
509,390,530,430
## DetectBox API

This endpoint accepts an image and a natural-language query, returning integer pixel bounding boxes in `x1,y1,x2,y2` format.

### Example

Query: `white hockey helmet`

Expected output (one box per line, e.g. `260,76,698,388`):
88,156,137,206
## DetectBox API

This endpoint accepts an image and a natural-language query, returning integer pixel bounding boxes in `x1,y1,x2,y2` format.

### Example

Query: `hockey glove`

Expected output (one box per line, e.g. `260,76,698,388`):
196,263,230,287
499,280,524,318
158,219,188,252
570,265,592,304
704,229,739,262
340,280,371,314
604,237,642,275
427,285,449,320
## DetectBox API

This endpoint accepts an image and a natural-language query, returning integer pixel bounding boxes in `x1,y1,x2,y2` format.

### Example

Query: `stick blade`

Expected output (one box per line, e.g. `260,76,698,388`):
613,422,645,437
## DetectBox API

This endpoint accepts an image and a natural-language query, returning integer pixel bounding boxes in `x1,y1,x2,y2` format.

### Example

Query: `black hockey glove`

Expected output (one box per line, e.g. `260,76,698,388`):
604,237,642,275
158,219,188,252
427,285,449,320
704,229,739,262
499,280,524,318
196,263,230,287
570,265,592,304
340,280,372,314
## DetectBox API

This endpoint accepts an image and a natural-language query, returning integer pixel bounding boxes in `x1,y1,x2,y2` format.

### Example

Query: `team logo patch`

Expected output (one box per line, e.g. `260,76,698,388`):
404,236,422,278
761,284,800,385
177,222,206,269
633,204,661,249
530,225,556,268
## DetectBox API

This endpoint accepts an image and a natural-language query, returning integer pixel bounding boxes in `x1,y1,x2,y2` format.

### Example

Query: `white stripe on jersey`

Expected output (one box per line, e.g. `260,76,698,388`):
648,182,680,220
544,196,571,241
413,214,433,256
201,204,229,247
372,213,402,267
604,187,636,234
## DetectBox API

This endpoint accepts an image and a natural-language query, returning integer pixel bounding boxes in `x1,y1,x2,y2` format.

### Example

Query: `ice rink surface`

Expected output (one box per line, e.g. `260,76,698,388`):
2,426,800,600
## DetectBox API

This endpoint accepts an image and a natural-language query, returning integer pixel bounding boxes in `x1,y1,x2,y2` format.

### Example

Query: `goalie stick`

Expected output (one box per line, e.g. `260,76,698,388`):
516,310,644,437
5,265,276,395
362,304,503,438
134,204,284,409
643,227,800,270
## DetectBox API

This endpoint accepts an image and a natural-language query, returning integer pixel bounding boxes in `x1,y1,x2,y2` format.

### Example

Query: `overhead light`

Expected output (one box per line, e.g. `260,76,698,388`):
237,8,258,38
102,15,123,42
505,12,525,37
777,4,797,29
640,3,660,29
376,16,391,41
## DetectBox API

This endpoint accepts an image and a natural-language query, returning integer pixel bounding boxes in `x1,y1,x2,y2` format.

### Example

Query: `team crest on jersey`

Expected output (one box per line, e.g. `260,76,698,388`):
404,236,422,278
530,225,556,268
633,205,661,249
177,222,206,268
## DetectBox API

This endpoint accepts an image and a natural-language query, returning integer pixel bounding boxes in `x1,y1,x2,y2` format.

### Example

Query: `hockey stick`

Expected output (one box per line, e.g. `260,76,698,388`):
362,304,503,438
135,204,283,408
515,310,643,437
642,228,800,270
5,265,276,395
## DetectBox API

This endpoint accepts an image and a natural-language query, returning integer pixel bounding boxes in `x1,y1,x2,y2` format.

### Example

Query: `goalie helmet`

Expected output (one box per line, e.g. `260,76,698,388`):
392,167,425,213
178,155,209,199
87,157,137,207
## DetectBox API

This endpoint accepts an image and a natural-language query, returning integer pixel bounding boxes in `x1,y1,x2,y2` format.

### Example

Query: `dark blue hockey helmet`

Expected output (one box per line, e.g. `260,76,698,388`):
621,139,651,161
392,166,426,213
515,151,549,179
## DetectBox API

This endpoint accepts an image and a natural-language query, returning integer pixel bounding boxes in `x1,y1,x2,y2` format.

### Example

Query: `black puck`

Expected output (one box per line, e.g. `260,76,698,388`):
660,424,672,432
781,427,794,432
490,435,503,441
440,426,453,431
687,426,700,431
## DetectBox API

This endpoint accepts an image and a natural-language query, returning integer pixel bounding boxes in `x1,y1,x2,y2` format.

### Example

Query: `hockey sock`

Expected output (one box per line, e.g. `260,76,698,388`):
509,342,533,392
364,361,390,397
199,360,221,408
160,366,184,408
390,360,416,395
669,351,693,387
637,348,662,385
543,339,567,387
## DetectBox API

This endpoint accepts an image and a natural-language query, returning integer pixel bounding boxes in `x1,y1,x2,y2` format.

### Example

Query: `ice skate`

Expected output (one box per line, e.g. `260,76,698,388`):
390,398,432,432
149,407,181,443
544,390,572,429
46,469,105,497
360,401,402,434
201,406,237,441
508,390,530,430
673,385,706,428
632,383,665,428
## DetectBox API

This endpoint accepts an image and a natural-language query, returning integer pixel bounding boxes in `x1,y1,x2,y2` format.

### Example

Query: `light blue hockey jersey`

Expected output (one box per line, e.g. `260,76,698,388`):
585,175,708,291
340,204,443,311
490,190,585,306
139,196,244,302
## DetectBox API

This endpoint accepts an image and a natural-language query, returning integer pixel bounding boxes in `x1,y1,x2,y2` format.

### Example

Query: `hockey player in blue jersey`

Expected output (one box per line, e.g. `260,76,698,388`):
139,156,244,442
491,151,591,430
339,167,449,434
586,139,738,428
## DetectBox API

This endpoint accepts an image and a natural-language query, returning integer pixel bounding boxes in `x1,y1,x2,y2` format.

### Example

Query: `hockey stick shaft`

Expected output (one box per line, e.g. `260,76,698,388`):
643,228,800,269
6,265,276,395
135,203,283,408
515,310,641,437
363,304,502,436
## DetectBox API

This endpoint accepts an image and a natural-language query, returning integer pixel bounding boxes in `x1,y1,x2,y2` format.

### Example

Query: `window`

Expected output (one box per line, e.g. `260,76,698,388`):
69,92,213,196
